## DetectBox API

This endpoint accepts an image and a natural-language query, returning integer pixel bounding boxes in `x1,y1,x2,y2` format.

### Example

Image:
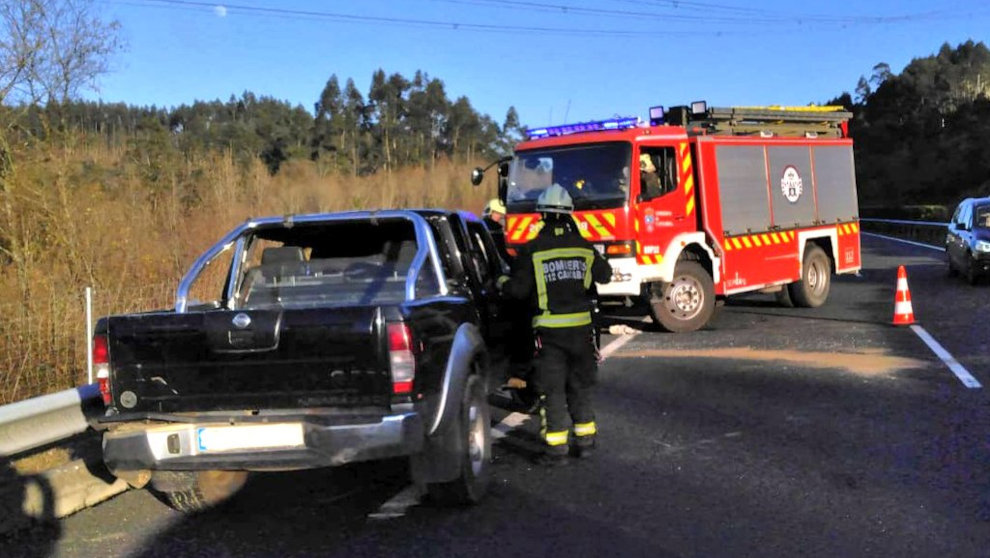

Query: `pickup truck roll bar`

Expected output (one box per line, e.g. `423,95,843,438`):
174,210,449,313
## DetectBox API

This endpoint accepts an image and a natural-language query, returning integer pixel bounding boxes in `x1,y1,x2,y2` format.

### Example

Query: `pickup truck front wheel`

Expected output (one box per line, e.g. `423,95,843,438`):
151,470,248,513
426,373,491,505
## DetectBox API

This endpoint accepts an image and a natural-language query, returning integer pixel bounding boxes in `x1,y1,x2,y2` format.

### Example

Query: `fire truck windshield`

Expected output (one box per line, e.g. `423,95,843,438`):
507,142,632,211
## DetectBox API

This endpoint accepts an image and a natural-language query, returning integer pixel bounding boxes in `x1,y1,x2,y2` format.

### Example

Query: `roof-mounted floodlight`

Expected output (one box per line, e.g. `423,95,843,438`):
648,105,665,126
690,100,708,115
526,116,640,139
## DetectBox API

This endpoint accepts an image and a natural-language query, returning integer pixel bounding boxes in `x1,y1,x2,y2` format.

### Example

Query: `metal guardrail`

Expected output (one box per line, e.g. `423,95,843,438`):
0,384,102,456
859,218,948,247
859,218,949,227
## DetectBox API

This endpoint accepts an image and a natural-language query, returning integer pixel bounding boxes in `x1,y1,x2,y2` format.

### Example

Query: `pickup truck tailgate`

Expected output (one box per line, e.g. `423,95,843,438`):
106,307,392,413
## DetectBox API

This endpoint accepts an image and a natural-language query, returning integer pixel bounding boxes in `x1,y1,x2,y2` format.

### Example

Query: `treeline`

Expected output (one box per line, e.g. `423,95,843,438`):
11,68,524,175
830,40,990,209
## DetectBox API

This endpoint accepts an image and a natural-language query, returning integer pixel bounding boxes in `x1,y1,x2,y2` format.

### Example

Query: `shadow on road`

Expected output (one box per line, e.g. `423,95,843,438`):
0,457,60,558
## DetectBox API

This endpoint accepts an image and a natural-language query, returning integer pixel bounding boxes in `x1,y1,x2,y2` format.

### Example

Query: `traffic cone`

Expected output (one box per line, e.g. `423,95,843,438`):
892,265,916,326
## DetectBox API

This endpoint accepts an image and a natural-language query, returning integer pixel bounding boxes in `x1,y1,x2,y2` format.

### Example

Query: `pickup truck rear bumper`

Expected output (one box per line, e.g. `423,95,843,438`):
102,412,424,473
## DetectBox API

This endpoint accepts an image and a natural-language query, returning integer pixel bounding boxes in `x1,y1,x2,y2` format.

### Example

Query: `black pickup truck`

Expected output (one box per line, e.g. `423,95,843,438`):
94,209,509,512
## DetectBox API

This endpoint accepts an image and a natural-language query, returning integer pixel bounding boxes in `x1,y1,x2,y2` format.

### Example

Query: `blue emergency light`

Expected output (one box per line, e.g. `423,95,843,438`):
526,116,640,139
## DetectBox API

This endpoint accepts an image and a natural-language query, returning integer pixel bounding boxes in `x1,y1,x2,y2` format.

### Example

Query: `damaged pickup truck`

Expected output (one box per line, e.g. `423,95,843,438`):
94,209,508,512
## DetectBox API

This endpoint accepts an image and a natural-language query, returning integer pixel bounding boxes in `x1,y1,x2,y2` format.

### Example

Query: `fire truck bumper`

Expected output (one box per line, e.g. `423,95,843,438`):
598,257,644,296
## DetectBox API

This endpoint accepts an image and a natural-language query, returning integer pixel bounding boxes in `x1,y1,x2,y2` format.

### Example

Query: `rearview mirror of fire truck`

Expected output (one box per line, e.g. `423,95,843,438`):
470,167,484,186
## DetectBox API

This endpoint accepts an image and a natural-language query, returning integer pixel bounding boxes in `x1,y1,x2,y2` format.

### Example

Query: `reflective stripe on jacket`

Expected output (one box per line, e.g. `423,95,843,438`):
502,217,612,328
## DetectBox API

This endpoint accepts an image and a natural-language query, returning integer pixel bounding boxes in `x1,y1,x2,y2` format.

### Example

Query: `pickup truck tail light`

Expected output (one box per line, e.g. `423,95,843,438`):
93,334,112,405
387,323,416,395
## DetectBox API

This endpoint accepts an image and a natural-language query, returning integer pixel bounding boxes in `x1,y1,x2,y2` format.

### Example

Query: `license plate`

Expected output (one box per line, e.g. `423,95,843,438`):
196,423,304,452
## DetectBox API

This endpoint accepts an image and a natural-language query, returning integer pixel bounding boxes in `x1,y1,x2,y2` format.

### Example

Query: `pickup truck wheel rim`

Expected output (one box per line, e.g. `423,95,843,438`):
467,404,486,476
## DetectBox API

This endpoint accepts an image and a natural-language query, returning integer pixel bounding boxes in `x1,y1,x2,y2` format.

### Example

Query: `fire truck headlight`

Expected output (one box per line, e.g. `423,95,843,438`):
975,240,990,253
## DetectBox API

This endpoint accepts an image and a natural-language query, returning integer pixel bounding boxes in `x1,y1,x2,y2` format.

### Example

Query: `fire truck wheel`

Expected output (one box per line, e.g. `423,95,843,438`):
649,261,715,333
788,245,831,308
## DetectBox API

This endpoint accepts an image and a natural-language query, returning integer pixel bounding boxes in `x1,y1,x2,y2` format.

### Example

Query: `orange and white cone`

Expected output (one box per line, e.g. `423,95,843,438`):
892,265,916,326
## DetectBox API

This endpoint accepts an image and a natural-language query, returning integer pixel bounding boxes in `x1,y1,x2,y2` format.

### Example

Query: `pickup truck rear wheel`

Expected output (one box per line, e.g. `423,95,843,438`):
788,245,831,307
152,470,248,514
648,260,715,333
426,373,491,505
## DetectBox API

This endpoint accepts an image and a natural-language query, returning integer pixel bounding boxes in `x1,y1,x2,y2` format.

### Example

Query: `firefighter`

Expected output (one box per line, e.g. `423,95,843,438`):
482,198,510,262
481,197,537,413
498,183,611,466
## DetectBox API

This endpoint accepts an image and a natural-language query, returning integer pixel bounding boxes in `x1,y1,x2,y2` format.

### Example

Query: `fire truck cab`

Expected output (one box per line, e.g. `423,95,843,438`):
474,103,861,332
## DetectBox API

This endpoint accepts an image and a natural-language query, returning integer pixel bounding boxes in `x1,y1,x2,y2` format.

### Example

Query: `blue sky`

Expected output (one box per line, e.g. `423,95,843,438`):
92,0,990,128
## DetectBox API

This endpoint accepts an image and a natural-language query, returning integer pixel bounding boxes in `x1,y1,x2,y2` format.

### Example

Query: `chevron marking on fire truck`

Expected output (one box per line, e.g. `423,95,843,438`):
635,240,664,265
680,143,696,216
836,223,859,236
574,213,616,240
723,230,797,252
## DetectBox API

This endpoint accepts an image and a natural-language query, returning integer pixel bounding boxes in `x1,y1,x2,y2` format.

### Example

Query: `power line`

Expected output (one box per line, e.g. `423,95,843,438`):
431,0,967,26
112,0,715,36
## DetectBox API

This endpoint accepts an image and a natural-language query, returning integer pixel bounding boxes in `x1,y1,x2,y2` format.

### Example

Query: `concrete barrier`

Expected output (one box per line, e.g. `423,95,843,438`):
0,385,129,534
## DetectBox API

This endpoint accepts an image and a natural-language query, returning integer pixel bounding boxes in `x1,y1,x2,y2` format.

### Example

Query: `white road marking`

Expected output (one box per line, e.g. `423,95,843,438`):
598,317,650,360
368,484,422,520
861,231,944,252
909,325,982,389
491,411,530,439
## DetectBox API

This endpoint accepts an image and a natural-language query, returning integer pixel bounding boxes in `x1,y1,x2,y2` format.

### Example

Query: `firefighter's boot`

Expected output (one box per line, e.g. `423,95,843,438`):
570,434,596,459
533,445,570,467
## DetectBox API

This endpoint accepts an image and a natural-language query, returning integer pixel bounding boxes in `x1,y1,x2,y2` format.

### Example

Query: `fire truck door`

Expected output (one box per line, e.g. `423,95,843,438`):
634,145,694,266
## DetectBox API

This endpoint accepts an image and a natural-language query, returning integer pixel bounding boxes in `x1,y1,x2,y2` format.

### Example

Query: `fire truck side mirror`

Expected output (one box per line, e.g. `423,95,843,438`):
497,161,509,202
470,167,484,186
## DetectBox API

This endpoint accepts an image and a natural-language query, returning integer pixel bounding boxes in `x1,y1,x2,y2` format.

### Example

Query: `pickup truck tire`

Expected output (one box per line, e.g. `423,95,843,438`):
648,260,715,333
426,373,491,505
153,470,249,514
788,245,831,307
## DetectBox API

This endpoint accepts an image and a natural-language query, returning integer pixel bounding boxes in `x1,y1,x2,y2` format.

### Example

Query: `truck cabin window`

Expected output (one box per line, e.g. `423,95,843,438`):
507,142,632,211
639,147,679,200
233,219,439,308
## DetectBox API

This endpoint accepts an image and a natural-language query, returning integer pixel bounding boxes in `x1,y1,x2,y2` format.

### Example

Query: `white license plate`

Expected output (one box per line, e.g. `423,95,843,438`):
196,423,304,452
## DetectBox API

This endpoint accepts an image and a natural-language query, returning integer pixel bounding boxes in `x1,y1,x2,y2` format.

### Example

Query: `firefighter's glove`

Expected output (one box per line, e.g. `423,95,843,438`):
505,377,527,390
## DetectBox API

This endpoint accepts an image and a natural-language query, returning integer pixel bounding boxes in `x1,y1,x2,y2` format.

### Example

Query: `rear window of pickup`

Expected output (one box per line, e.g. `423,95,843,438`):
233,219,440,308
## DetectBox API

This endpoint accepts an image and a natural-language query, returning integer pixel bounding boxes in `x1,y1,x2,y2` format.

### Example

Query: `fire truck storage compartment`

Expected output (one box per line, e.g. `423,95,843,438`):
713,143,858,235
811,146,858,224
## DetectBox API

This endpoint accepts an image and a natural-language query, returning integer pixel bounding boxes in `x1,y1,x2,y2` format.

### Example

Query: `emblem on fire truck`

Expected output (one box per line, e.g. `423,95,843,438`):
780,165,803,203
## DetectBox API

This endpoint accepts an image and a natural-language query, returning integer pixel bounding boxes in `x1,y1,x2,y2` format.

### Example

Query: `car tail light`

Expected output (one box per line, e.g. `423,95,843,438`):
387,323,415,395
93,334,111,405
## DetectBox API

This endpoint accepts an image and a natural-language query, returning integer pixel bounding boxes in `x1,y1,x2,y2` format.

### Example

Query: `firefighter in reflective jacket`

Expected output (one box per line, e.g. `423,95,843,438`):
497,183,612,465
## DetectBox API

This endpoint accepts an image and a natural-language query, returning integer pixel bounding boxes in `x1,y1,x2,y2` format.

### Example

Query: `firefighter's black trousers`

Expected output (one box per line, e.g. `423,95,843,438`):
532,326,598,453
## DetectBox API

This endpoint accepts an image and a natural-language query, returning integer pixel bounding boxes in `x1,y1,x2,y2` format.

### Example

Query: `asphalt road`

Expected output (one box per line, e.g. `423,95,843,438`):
6,234,989,558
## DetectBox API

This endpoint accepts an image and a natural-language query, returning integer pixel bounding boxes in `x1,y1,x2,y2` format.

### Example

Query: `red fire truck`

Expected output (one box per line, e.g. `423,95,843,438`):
472,103,861,332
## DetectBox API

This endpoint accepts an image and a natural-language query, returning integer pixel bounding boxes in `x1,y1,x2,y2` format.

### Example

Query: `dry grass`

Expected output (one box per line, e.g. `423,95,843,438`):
0,137,492,403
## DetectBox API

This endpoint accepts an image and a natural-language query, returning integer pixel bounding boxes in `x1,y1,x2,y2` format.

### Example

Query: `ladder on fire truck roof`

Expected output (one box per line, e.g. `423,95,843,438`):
683,105,853,138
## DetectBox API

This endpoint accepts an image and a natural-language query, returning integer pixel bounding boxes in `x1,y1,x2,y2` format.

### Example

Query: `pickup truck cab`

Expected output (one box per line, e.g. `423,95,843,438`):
95,209,508,511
